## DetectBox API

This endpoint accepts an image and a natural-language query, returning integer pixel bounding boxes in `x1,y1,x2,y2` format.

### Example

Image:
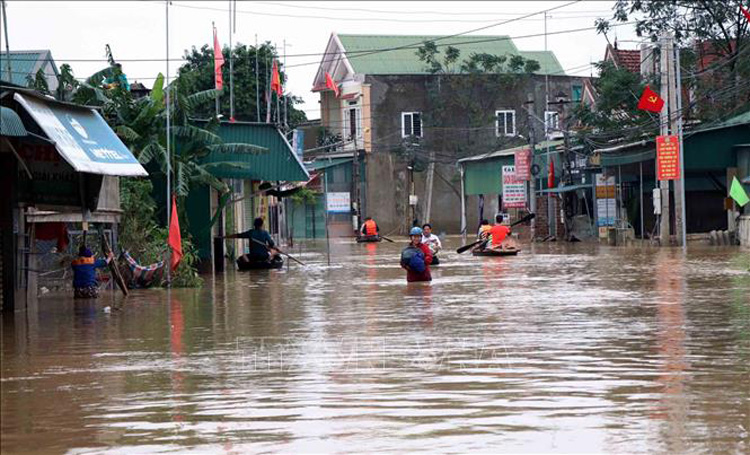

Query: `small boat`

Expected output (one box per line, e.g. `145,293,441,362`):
236,255,284,270
356,235,382,243
472,247,520,257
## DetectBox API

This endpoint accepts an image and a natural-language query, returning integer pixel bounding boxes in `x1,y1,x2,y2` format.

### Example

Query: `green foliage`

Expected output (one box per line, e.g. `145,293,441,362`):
26,68,50,94
176,42,307,128
572,60,656,137
119,178,202,288
290,186,318,205
597,0,750,122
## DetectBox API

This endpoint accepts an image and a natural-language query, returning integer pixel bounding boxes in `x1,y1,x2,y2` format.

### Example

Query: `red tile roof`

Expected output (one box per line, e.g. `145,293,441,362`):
614,49,641,73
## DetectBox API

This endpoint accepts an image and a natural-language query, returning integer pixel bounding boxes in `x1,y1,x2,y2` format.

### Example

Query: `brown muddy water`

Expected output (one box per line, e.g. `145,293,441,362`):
2,240,749,455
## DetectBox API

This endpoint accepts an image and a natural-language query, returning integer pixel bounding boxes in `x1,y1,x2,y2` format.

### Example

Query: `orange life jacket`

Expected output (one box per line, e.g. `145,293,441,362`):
363,219,378,236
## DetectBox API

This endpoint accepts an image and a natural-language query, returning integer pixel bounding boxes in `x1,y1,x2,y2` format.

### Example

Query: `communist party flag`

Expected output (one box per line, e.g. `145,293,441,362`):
168,195,183,272
271,59,282,96
741,5,750,23
637,85,664,113
213,27,224,91
325,71,339,97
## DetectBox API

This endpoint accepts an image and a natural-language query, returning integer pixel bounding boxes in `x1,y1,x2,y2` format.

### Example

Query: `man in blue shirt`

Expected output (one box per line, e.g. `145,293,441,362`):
224,217,278,263
71,246,113,298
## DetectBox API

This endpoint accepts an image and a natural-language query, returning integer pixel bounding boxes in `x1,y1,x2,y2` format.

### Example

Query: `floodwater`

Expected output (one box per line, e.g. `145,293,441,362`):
2,239,749,455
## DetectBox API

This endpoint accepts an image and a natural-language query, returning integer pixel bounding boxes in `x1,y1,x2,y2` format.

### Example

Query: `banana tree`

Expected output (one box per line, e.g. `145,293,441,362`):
113,73,267,197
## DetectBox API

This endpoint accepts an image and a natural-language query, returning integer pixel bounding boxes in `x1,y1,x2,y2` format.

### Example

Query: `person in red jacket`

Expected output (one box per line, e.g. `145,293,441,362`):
400,227,433,282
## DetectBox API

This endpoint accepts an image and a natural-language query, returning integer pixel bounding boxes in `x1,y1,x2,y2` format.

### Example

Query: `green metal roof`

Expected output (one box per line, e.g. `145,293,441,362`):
0,106,27,136
201,122,309,182
0,50,58,87
338,34,564,76
695,109,750,133
305,157,353,171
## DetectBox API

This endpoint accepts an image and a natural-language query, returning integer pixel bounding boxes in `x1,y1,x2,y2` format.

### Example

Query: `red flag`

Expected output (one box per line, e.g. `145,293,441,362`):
271,60,282,96
637,85,664,113
548,158,555,189
325,71,339,97
742,5,750,23
213,27,224,91
168,195,183,272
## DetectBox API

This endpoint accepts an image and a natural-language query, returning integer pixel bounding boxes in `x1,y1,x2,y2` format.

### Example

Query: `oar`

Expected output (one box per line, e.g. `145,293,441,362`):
456,213,536,254
379,235,395,243
251,238,306,266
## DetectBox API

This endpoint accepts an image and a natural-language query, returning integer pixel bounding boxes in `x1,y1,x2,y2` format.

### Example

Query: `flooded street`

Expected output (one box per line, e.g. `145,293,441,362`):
2,240,749,454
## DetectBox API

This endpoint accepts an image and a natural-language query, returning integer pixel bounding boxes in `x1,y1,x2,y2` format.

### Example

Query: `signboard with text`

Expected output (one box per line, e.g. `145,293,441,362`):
502,165,526,209
595,173,616,226
656,135,680,180
326,192,351,213
514,148,531,181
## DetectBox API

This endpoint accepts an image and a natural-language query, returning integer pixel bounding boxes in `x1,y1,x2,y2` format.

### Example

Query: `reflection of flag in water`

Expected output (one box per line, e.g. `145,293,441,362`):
170,297,185,422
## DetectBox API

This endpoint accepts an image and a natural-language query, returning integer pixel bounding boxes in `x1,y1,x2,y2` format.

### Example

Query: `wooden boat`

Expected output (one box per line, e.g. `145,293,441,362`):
356,235,382,243
236,255,284,270
472,247,520,256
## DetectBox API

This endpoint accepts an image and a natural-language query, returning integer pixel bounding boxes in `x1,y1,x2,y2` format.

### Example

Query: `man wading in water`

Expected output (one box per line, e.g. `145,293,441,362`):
400,227,433,282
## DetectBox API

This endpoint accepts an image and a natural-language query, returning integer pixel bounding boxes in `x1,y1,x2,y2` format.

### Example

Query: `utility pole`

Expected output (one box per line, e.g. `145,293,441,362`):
658,34,671,245
424,151,435,224
352,134,361,233
526,99,537,240
283,39,288,130
672,43,687,247
255,34,260,122
213,22,220,118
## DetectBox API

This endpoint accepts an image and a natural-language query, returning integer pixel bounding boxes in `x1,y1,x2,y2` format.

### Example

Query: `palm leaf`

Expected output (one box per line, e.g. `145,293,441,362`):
85,66,117,87
171,125,223,145
139,141,166,165
114,125,141,143
184,89,222,112
151,73,165,104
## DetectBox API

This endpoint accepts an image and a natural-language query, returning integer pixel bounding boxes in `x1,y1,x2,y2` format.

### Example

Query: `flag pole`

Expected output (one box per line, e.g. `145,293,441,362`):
165,0,171,283
228,0,234,121
213,22,220,117
255,34,260,122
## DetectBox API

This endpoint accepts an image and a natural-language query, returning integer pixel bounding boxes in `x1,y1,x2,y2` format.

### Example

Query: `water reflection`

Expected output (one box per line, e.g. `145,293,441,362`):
2,241,749,454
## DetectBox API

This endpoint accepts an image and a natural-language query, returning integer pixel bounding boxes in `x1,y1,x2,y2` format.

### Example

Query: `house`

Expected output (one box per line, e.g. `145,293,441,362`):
310,33,591,234
0,50,60,92
183,121,309,272
1,86,147,311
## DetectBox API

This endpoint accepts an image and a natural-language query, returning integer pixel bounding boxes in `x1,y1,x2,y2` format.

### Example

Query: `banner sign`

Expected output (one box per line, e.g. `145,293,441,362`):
656,135,680,180
514,148,531,181
502,165,526,208
595,173,616,226
326,192,351,213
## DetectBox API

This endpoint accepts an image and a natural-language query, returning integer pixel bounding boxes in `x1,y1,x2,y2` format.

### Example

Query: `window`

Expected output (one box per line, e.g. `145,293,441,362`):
344,107,361,140
495,110,516,137
544,111,559,133
572,84,583,102
401,112,422,138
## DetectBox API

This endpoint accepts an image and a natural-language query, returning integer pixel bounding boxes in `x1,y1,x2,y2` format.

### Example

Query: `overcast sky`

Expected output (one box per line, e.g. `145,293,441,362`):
4,1,641,120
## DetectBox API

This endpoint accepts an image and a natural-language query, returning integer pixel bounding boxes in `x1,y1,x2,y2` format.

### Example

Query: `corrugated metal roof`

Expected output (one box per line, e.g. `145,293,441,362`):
458,140,563,163
305,157,353,171
0,106,27,136
696,109,750,133
0,50,57,87
338,34,564,76
202,122,310,182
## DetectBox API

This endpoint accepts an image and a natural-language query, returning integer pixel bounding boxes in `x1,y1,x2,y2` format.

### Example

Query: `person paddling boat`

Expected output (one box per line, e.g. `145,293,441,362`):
223,217,281,266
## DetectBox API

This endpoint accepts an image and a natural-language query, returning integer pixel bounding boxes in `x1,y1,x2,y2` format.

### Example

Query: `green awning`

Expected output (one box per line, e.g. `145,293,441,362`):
464,156,513,195
201,122,309,182
0,106,27,136
306,157,353,171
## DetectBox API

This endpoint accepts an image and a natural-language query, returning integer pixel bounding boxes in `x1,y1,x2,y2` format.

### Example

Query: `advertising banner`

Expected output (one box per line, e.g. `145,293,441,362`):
502,165,526,209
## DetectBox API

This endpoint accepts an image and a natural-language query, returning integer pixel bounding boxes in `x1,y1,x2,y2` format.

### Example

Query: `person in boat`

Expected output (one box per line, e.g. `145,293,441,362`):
224,217,279,264
359,216,379,239
477,219,491,239
71,245,113,299
400,227,433,282
421,223,442,265
481,214,512,251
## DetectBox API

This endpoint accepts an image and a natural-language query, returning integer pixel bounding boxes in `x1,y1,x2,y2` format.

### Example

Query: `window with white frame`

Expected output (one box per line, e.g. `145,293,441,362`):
344,105,362,140
495,110,516,137
401,112,422,138
544,111,560,134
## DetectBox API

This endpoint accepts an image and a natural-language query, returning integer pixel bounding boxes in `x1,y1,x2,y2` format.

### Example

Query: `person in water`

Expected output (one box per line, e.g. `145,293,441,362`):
224,217,279,263
485,214,512,250
359,216,379,238
71,245,113,299
400,227,433,282
421,223,442,265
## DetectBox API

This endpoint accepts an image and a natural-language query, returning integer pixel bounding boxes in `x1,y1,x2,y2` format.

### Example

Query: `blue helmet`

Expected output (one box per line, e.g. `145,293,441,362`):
410,227,423,236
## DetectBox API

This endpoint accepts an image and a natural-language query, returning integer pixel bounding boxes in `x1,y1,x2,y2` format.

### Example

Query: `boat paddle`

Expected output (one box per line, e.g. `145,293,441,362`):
379,235,395,243
251,238,306,266
456,213,536,254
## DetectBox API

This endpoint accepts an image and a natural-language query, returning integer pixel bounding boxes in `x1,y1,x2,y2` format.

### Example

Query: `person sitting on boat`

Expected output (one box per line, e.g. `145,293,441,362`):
477,219,491,239
486,214,512,250
359,216,379,238
71,245,113,299
224,217,279,263
421,223,442,265
400,227,433,282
